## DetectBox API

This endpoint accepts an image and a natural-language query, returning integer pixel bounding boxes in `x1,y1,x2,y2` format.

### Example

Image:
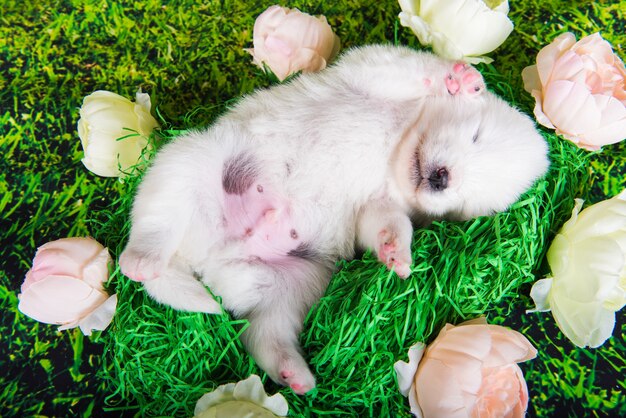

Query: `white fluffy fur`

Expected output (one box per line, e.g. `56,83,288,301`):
119,45,549,393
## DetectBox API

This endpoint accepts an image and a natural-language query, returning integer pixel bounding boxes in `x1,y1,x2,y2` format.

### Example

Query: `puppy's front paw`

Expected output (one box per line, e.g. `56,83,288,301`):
445,63,485,96
119,248,162,282
377,229,412,279
278,358,316,395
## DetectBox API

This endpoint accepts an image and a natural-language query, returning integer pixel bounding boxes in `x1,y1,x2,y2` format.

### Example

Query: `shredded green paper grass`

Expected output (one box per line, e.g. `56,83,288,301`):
98,80,591,416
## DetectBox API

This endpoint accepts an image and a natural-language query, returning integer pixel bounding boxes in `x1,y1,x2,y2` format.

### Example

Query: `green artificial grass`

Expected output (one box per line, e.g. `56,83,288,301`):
1,0,624,417
98,125,591,417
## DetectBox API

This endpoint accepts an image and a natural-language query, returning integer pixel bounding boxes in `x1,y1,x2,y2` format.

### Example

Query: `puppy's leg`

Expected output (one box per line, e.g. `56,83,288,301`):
207,260,330,394
142,256,221,314
119,160,220,282
119,190,191,281
241,304,316,395
336,45,485,101
356,199,413,278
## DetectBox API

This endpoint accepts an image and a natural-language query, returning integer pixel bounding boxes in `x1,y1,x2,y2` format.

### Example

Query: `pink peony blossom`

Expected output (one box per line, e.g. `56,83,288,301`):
394,318,537,417
246,5,340,81
522,32,626,150
18,237,117,335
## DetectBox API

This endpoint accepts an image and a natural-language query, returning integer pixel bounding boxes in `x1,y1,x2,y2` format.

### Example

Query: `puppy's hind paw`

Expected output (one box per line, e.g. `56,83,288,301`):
445,62,485,96
119,248,162,282
278,359,316,395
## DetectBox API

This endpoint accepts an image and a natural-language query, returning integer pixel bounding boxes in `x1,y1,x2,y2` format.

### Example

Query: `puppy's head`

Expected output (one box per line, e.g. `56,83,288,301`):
392,93,549,221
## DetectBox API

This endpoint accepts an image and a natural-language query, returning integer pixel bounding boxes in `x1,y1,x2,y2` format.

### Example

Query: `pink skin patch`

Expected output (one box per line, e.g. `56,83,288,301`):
223,183,302,261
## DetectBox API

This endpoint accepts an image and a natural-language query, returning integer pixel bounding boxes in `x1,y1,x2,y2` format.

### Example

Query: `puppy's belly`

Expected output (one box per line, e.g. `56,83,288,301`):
223,185,306,263
220,152,312,264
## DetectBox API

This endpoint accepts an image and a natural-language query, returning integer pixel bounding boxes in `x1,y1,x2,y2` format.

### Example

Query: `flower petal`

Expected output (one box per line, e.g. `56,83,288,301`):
81,246,112,289
195,383,237,415
568,191,626,241
425,0,514,57
485,326,537,365
530,90,556,130
521,64,541,94
72,293,118,335
398,0,419,16
542,80,602,140
576,95,626,148
22,238,108,291
550,292,616,348
554,236,624,304
399,13,435,46
535,32,577,87
528,277,553,312
473,364,527,418
394,343,425,397
194,375,288,417
232,374,288,416
415,357,474,418
18,275,109,325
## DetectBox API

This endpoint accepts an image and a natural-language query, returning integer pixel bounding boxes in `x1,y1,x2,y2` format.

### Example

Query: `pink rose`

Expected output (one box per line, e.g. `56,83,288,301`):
394,318,537,418
18,237,117,336
522,32,626,151
246,5,341,81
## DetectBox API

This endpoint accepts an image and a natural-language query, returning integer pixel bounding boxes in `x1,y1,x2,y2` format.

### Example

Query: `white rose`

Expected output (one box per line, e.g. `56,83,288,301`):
529,190,626,348
398,0,514,64
194,374,288,418
77,90,159,177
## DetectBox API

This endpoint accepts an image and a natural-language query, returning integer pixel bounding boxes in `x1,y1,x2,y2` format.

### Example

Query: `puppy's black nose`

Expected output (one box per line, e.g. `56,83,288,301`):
429,167,449,191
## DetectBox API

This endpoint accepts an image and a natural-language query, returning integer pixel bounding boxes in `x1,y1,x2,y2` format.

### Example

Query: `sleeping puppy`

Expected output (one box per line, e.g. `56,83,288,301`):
119,45,549,394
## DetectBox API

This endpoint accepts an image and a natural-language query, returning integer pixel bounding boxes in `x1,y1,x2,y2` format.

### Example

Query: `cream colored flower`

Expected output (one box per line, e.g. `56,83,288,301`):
246,5,340,81
194,374,288,418
394,318,536,418
18,237,117,336
398,0,514,64
78,90,159,177
529,190,626,348
522,32,626,150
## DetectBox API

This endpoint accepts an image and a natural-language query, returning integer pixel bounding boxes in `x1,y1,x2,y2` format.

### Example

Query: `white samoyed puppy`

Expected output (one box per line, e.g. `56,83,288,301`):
119,45,549,394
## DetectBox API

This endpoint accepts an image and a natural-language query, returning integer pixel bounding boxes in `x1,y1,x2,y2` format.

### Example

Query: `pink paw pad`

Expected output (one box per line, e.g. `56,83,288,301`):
290,383,305,393
453,62,466,73
446,62,485,96
445,76,460,95
377,230,412,279
279,369,313,395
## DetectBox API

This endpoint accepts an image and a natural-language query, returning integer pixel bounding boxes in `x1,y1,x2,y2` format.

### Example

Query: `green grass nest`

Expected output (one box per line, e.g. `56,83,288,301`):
101,130,590,417
1,1,624,417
